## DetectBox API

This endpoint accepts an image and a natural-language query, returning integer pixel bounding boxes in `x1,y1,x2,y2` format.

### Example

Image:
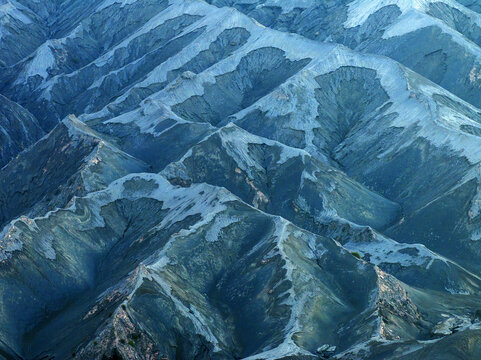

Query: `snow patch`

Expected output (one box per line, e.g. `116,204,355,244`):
344,232,446,269
0,173,239,262
0,0,32,25
204,214,239,242
345,0,428,28
383,9,481,58
345,0,481,46
105,99,191,136
0,219,24,261
244,218,312,360
16,41,57,84
63,115,102,142
216,123,307,177
383,9,438,37
468,167,481,221
97,0,139,12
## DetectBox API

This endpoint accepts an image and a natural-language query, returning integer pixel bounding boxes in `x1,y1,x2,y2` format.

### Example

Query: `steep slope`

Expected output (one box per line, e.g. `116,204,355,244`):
0,173,479,360
0,115,147,228
88,101,215,171
0,0,47,67
0,94,44,167
162,123,481,298
206,0,481,109
122,22,481,273
162,123,402,230
1,0,172,129
1,0,481,359
458,0,481,13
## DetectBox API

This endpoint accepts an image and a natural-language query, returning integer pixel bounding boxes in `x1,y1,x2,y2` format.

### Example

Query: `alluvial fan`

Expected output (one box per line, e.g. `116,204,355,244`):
2,0,481,359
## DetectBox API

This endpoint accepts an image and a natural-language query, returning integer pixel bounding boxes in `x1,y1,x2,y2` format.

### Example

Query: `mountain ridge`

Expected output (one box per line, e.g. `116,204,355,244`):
2,0,481,359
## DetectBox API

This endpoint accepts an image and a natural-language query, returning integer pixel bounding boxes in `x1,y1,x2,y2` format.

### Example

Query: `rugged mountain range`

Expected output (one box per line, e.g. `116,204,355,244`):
2,0,481,359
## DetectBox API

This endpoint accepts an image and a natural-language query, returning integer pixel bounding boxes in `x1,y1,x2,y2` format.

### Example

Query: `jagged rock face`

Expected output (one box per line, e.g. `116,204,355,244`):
2,0,481,359
0,174,448,359
162,124,401,230
161,124,481,299
0,115,147,229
